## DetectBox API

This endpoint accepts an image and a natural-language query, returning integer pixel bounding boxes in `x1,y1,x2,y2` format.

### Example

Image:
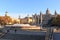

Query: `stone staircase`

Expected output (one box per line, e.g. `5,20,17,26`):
45,28,53,40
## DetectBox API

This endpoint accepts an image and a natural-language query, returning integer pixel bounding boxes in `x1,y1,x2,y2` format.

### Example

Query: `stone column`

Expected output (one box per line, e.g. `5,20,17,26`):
34,14,37,25
38,15,39,25
40,12,43,29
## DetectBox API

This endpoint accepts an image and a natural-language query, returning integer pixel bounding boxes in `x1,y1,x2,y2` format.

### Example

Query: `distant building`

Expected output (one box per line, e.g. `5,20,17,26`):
0,11,12,25
5,11,8,16
20,16,33,24
0,11,20,25
32,8,58,25
0,9,58,25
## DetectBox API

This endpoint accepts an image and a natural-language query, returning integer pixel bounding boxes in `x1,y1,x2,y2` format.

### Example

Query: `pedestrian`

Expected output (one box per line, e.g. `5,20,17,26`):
7,29,9,33
15,29,17,33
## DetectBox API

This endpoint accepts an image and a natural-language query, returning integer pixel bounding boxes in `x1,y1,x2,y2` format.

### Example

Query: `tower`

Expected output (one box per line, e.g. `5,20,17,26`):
34,13,37,24
40,11,42,23
40,11,42,16
40,11,43,29
18,15,20,19
27,14,29,17
54,10,57,15
18,15,20,24
5,11,8,16
46,8,50,15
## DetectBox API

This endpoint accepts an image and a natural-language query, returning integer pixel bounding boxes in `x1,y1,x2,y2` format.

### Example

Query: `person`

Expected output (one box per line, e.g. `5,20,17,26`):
15,29,17,33
7,29,9,33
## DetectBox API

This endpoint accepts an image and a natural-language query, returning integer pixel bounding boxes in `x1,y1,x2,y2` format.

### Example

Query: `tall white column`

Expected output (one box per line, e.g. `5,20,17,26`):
32,14,35,24
35,14,37,24
38,15,39,25
40,12,43,29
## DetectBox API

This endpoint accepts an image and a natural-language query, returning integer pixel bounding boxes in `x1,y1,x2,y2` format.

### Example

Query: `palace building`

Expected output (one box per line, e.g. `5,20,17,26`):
32,8,58,26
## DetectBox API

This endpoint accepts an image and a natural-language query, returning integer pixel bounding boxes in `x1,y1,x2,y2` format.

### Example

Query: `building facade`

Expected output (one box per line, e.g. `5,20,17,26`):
32,8,58,26
0,9,58,25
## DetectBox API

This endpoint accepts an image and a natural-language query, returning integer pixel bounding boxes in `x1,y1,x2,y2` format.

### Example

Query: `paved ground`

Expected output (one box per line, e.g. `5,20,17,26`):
1,32,60,40
0,29,46,40
3,29,46,35
53,33,60,40
1,33,45,40
1,27,60,40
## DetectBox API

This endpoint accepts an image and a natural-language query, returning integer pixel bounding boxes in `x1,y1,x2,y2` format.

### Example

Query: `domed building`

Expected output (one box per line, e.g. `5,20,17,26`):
0,11,21,25
32,8,58,26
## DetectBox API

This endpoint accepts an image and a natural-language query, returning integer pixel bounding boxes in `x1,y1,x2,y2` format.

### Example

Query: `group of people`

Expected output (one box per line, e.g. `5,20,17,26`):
6,29,17,33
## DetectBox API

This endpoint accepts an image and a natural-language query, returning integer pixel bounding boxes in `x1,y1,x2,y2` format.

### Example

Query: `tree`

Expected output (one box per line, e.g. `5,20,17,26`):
52,15,60,26
0,16,12,25
0,17,6,25
48,15,60,27
4,16,12,24
48,18,53,26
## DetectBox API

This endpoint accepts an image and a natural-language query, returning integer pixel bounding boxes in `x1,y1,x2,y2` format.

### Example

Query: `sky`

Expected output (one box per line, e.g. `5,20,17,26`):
0,0,60,18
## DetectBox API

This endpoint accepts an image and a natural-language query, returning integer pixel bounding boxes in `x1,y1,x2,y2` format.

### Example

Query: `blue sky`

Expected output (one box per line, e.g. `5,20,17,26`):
0,0,60,18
